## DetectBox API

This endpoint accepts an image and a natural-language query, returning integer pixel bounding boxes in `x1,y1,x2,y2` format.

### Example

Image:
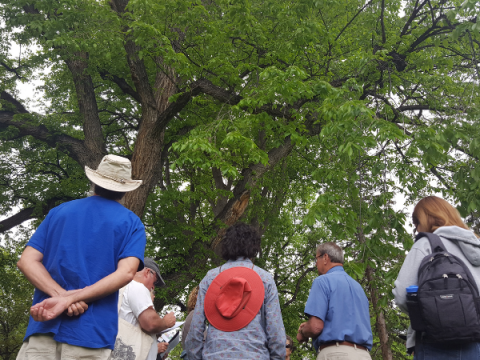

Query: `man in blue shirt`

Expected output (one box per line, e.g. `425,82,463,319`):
297,242,373,359
16,154,147,360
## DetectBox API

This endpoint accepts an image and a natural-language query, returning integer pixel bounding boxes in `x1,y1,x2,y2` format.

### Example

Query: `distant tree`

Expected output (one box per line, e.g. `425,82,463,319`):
1,0,480,358
0,246,32,360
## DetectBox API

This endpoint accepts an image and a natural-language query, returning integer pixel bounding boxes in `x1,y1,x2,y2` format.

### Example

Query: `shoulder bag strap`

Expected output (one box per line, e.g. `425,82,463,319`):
118,286,126,313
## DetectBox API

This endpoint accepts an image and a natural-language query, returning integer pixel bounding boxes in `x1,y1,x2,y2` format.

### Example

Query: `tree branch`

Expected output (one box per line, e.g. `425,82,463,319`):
64,54,106,166
0,92,92,166
0,197,74,233
0,61,25,80
335,0,374,41
99,70,141,103
0,91,28,113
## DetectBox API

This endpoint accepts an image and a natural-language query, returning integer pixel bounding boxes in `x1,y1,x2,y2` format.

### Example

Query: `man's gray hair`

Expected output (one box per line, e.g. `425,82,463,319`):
316,242,344,264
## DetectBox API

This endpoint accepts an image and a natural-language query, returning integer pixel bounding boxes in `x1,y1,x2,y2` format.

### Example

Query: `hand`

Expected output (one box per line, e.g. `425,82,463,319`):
162,311,176,328
66,301,88,316
57,289,88,317
297,322,308,343
31,296,70,322
157,342,168,353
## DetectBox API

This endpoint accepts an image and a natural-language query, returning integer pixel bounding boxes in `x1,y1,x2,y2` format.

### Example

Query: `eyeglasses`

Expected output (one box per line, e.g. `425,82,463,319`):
286,343,293,349
315,253,324,262
147,269,157,282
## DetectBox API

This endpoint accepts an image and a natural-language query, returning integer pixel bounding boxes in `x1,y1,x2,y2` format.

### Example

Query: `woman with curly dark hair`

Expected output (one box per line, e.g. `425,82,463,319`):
185,223,286,359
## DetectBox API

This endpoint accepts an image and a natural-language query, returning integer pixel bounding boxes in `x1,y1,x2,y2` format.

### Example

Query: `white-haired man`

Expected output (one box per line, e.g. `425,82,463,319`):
17,154,146,360
297,242,373,360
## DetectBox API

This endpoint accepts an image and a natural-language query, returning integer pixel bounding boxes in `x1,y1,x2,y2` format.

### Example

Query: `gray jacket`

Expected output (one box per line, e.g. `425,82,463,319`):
393,226,480,348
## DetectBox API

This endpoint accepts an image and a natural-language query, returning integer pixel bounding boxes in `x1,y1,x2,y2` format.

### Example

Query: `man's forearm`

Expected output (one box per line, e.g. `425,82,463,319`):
66,257,139,305
300,323,319,339
29,256,140,322
143,317,169,334
139,310,176,334
298,317,324,342
17,246,65,297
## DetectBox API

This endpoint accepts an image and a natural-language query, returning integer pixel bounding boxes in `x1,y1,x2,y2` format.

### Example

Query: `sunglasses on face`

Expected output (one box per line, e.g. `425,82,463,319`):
286,343,292,349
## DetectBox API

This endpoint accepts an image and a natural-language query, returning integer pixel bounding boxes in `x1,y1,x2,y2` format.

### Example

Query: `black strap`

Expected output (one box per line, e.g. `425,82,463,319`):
415,232,445,253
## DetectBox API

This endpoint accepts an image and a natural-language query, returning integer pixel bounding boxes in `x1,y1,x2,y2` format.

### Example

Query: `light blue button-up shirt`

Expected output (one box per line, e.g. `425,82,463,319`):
305,266,373,351
185,258,286,359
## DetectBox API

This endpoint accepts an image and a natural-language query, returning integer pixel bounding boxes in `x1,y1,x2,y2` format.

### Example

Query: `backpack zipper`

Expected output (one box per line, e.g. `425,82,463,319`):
418,254,480,296
457,274,464,290
419,274,475,295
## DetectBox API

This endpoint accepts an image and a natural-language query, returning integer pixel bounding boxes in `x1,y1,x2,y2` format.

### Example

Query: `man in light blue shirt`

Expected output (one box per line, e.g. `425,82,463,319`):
297,242,373,359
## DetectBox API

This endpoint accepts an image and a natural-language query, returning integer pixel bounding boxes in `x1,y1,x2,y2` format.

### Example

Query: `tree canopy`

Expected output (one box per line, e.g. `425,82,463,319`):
1,0,480,358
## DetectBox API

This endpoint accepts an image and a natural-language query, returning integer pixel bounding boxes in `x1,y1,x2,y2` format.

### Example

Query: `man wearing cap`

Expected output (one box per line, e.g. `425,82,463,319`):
110,257,176,360
296,242,373,360
186,223,286,360
16,154,147,360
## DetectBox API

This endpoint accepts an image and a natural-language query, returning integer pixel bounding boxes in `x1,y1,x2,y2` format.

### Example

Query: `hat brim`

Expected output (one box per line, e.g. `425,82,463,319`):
155,274,166,288
204,267,265,332
144,257,166,287
85,166,142,192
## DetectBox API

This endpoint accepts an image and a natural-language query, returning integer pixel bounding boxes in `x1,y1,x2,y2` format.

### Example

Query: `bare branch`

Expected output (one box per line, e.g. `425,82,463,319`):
0,197,74,233
99,70,141,103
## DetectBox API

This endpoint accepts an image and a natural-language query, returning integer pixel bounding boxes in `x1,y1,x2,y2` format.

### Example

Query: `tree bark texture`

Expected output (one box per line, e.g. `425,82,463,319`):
366,265,393,360
65,53,106,168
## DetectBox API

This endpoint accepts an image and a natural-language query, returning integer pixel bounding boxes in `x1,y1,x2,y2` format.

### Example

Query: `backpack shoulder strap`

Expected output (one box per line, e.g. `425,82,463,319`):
416,232,445,253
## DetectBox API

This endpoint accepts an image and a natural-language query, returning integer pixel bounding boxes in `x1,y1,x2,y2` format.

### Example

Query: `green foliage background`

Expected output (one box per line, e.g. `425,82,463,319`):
1,0,480,359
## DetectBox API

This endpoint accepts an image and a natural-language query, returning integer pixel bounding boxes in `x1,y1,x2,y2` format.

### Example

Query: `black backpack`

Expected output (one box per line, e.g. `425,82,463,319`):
407,232,480,343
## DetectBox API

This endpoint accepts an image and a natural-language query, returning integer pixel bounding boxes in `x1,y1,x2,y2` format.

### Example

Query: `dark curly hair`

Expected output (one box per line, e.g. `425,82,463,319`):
220,223,261,261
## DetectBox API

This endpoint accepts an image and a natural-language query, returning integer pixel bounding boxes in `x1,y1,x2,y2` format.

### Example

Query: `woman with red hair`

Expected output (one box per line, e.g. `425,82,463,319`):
394,196,480,359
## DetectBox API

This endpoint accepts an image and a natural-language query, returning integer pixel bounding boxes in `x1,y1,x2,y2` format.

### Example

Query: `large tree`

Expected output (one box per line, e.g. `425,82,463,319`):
1,0,480,358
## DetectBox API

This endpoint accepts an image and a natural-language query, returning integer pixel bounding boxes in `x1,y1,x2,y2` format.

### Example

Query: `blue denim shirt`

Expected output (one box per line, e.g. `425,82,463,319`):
185,258,286,359
305,266,373,351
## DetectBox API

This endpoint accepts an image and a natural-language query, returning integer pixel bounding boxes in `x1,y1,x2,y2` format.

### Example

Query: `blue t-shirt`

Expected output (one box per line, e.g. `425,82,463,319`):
24,196,146,349
304,266,373,351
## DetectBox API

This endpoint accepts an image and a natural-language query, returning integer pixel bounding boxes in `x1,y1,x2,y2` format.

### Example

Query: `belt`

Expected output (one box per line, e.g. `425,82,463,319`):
319,341,368,352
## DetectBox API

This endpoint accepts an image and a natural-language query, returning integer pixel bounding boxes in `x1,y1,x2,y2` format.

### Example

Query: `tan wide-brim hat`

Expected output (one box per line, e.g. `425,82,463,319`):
85,154,142,192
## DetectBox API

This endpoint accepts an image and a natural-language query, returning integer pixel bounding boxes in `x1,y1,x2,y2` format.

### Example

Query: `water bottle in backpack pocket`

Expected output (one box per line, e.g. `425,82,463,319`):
406,285,426,332
409,232,480,344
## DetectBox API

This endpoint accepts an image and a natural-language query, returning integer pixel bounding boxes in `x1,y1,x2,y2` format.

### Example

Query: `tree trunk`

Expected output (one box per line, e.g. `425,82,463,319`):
366,265,393,360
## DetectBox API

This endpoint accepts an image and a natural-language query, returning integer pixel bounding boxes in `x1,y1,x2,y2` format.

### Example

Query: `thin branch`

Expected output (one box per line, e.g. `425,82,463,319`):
335,0,374,42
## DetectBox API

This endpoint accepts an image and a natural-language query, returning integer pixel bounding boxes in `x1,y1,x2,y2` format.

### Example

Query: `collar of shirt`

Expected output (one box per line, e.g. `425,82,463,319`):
226,257,252,264
325,266,344,275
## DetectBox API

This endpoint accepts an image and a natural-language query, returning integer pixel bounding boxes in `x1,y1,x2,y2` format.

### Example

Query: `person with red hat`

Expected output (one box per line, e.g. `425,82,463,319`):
185,223,286,359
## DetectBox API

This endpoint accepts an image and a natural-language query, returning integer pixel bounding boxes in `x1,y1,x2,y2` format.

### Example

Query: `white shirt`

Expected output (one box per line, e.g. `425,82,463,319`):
120,280,158,360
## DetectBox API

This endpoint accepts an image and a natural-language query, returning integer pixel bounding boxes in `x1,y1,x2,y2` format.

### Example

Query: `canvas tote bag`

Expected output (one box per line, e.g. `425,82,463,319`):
108,286,154,360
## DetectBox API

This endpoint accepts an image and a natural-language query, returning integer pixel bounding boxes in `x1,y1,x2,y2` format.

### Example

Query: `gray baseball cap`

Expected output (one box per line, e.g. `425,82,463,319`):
144,257,166,287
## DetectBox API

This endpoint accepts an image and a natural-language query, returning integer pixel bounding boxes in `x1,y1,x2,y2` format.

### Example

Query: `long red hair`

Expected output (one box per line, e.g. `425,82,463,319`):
412,196,470,233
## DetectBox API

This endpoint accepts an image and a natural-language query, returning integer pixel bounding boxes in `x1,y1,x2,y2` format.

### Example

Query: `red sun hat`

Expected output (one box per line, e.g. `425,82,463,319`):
204,267,265,332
